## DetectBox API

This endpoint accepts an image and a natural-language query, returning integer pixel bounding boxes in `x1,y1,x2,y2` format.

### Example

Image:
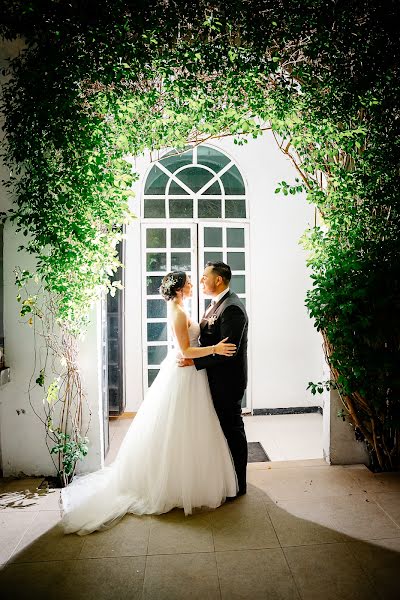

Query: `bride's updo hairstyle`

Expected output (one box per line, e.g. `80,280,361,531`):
159,271,187,301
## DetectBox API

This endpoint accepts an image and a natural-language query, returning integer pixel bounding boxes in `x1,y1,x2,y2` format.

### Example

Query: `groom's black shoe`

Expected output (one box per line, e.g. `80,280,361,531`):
225,487,247,502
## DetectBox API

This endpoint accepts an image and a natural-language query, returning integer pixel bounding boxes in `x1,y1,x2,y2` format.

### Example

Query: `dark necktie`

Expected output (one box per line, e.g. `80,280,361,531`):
205,299,216,316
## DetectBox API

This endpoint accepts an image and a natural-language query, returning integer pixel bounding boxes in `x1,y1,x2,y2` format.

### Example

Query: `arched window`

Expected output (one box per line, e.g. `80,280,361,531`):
143,145,247,220
141,145,249,392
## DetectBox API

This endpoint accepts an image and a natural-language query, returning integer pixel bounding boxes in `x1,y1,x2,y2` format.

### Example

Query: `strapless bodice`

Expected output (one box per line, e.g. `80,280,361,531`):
172,321,200,351
187,321,201,346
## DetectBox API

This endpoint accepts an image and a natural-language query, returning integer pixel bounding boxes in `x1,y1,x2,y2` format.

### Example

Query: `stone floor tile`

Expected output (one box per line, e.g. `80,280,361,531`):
110,417,134,430
372,492,400,527
210,494,268,521
346,537,400,600
11,510,84,563
147,510,214,555
247,466,361,502
59,556,146,600
143,552,220,600
247,459,328,471
345,466,400,494
0,558,73,600
105,447,120,466
0,477,43,493
267,502,346,547
216,548,300,599
284,543,377,600
0,487,61,512
313,494,400,541
211,501,279,551
0,511,38,563
245,482,268,498
271,459,329,469
79,513,151,558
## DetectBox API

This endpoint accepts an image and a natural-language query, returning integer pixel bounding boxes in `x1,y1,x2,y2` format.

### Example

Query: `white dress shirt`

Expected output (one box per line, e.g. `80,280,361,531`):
205,287,230,316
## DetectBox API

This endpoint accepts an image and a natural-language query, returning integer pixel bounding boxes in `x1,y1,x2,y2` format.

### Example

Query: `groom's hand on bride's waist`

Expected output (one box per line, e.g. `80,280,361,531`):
176,356,194,367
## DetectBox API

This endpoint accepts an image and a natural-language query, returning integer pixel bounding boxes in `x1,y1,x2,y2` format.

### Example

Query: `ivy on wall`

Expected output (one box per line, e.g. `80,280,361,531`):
1,0,399,473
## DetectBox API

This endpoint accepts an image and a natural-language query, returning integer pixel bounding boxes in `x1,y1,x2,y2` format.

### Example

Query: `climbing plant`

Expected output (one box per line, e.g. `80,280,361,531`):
1,0,399,473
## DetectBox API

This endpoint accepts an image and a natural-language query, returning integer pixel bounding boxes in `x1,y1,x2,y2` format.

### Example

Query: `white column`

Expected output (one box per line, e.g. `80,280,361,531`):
323,388,369,465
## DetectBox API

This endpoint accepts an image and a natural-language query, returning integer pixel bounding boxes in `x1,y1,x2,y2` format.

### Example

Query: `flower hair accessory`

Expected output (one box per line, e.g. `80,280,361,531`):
163,275,177,290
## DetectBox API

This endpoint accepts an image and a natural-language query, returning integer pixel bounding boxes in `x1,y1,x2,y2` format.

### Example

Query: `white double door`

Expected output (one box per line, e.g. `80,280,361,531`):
142,221,250,406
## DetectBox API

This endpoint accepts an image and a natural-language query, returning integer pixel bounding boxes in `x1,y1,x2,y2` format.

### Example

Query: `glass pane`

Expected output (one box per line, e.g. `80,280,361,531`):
148,369,160,387
198,199,221,218
159,149,193,172
108,339,119,362
225,199,246,218
171,228,191,248
230,275,246,294
204,251,223,264
108,364,119,387
147,322,168,342
146,275,163,295
147,299,167,318
108,314,119,339
169,199,193,218
227,251,245,270
221,165,245,195
186,298,193,315
177,167,213,192
201,180,222,195
146,228,166,248
144,199,166,218
197,146,231,171
144,165,169,194
148,345,168,365
168,179,190,195
227,228,245,247
107,288,119,313
171,252,191,271
109,387,119,410
204,227,222,247
146,252,167,272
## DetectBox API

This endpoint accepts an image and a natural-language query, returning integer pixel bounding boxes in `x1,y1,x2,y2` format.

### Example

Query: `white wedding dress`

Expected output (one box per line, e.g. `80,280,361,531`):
61,321,237,535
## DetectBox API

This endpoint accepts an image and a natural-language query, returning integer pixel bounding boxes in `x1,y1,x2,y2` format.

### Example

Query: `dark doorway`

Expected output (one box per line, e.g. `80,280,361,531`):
107,235,126,416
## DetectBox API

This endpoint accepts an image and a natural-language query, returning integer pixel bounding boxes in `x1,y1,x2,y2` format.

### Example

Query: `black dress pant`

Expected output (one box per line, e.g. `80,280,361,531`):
213,394,248,493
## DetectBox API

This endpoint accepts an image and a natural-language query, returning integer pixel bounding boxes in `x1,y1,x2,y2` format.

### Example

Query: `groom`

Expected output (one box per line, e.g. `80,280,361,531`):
180,261,248,497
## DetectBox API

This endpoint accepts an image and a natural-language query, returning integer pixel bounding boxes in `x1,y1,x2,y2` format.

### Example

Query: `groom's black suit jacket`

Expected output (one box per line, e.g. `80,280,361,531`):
194,291,248,410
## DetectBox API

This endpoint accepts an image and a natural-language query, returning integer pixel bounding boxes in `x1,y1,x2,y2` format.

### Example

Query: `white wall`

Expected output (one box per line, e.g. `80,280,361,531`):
124,132,326,412
0,221,104,476
233,132,325,409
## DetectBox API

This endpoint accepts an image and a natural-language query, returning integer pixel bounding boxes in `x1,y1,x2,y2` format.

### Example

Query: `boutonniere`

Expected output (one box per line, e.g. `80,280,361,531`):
207,314,219,326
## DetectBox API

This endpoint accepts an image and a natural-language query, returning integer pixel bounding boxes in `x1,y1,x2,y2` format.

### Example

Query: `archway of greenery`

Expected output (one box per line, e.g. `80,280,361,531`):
1,1,399,480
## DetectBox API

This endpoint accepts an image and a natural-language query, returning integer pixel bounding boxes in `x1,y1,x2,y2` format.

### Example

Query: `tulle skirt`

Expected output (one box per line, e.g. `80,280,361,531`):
61,352,238,535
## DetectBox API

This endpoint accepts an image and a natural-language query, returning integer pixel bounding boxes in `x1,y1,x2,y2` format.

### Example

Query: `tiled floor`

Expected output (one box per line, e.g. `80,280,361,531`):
1,458,399,599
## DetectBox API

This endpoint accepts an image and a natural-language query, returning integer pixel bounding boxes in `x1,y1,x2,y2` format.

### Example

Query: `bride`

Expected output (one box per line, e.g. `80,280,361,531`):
61,270,238,535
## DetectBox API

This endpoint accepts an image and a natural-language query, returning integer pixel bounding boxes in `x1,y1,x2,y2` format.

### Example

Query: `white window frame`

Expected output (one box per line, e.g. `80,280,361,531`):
141,223,199,389
140,144,251,411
